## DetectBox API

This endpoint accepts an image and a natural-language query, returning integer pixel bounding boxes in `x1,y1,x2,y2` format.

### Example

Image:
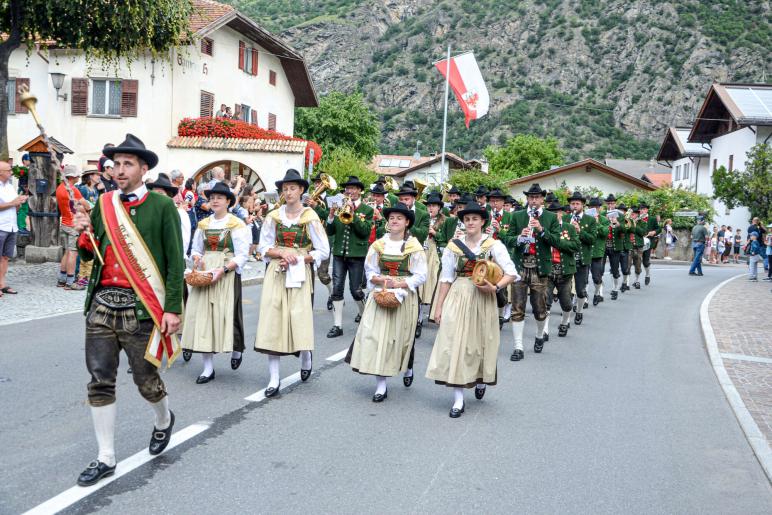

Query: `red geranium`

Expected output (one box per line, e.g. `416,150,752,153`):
178,117,322,166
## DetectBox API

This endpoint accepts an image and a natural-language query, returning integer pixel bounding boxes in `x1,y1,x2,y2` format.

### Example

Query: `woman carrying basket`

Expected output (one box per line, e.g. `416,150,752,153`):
426,201,519,418
181,181,251,383
254,170,330,397
346,202,427,402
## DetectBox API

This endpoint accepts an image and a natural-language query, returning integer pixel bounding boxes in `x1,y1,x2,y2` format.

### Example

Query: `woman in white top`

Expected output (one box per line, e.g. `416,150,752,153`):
346,202,427,402
426,202,519,418
181,181,251,383
254,170,330,398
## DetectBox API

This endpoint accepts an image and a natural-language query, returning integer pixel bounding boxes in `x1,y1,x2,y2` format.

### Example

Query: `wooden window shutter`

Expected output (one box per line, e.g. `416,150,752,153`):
268,113,276,131
250,110,257,125
269,70,276,86
200,90,214,118
251,49,258,75
71,78,89,115
120,79,138,117
238,41,245,70
201,37,213,56
14,78,30,113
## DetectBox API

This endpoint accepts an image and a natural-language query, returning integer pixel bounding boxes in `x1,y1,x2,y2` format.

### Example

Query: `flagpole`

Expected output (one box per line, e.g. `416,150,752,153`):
439,44,451,185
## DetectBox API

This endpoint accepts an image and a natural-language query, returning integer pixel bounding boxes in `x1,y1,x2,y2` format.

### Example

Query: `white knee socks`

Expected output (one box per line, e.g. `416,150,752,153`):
268,356,280,389
645,266,650,277
612,277,619,290
635,272,640,282
91,404,117,467
150,396,171,430
453,387,464,409
561,310,571,325
325,282,332,295
332,300,344,327
418,303,424,321
597,283,604,296
502,303,512,320
543,314,550,335
624,275,630,286
512,320,525,350
576,299,585,314
375,376,387,395
356,299,365,315
536,319,546,338
300,350,312,370
201,352,214,377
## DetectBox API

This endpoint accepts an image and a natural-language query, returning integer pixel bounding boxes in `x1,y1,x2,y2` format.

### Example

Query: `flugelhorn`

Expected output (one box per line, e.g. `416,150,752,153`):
337,193,354,224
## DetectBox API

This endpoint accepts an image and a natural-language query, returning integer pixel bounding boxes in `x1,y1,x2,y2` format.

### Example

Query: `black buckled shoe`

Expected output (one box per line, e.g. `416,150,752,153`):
77,460,116,487
195,371,215,384
415,321,422,338
230,355,243,370
449,403,465,418
634,282,641,289
372,390,388,403
499,316,505,330
265,382,281,398
558,324,568,337
620,283,629,292
182,350,192,362
148,410,175,455
534,337,545,353
645,276,651,285
475,386,486,400
327,326,343,338
543,332,550,342
510,349,524,361
592,295,601,306
355,313,362,323
326,296,333,310
300,352,313,382
611,291,618,300
574,313,583,325
583,300,589,309
403,372,414,387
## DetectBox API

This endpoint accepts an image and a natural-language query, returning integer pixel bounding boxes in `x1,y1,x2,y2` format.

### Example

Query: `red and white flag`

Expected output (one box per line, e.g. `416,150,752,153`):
434,52,490,127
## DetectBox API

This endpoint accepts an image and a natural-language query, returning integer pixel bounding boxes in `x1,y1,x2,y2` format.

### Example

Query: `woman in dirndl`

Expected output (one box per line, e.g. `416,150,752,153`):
255,169,330,397
418,192,445,326
181,181,251,383
426,201,519,418
346,202,427,402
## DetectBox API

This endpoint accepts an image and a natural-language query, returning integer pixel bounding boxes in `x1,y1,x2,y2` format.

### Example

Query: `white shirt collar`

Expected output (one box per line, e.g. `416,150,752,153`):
123,184,147,199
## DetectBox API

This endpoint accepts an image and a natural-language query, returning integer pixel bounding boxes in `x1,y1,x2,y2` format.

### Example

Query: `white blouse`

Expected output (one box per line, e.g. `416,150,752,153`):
258,205,330,268
365,236,428,293
439,234,519,283
190,214,251,274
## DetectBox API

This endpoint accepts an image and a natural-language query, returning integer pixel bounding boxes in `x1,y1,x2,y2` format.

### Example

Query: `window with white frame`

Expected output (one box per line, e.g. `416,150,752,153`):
675,164,681,181
5,79,15,114
683,162,689,180
241,104,251,122
91,79,122,116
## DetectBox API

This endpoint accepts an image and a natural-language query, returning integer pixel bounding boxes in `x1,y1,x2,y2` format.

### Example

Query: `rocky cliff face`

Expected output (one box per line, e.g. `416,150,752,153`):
227,0,770,160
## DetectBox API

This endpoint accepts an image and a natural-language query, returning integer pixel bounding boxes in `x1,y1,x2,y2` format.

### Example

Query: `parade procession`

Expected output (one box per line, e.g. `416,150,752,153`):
2,1,772,512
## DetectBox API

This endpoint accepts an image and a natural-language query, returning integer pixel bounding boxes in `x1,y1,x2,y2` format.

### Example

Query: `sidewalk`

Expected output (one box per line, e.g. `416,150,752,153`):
705,273,772,479
0,258,265,326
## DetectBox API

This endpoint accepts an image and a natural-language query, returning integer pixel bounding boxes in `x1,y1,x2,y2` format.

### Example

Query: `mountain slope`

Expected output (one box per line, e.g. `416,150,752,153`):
226,0,771,161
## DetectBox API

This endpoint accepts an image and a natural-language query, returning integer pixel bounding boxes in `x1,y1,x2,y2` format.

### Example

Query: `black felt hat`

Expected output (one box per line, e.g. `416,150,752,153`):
504,195,516,204
546,200,564,212
487,188,506,199
382,202,415,228
588,197,602,207
604,193,617,202
103,134,159,170
523,183,547,196
617,202,628,211
147,172,179,197
341,175,365,190
396,183,419,197
206,181,236,207
423,192,444,206
275,169,309,193
458,201,490,221
638,201,650,209
473,185,490,197
447,185,461,195
567,191,586,203
455,193,474,205
370,183,388,195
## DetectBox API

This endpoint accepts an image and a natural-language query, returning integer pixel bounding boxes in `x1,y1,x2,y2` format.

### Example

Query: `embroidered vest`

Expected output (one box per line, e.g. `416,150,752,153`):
269,208,316,249
447,237,497,278
198,214,244,253
372,237,424,278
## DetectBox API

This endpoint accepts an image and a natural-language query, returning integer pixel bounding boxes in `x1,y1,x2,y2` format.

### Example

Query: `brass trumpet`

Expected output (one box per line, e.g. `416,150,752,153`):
337,194,354,224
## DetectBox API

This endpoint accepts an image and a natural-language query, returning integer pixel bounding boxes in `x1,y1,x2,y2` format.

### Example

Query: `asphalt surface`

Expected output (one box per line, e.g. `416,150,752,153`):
2,265,771,514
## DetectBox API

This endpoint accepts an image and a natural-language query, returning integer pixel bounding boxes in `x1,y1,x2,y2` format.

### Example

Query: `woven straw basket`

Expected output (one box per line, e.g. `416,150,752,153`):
185,269,214,288
373,286,400,309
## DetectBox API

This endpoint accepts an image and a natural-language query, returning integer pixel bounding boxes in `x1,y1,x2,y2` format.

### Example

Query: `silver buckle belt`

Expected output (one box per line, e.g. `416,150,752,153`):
94,287,136,309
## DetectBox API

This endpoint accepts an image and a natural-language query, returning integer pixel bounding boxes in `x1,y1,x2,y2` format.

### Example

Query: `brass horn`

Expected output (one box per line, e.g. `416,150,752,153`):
414,178,428,198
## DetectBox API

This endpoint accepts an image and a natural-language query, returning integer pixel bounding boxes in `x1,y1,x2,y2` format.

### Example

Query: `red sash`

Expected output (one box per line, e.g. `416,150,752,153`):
100,191,180,368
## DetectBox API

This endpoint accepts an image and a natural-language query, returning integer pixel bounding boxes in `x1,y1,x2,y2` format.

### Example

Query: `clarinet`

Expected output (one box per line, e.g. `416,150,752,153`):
522,208,537,254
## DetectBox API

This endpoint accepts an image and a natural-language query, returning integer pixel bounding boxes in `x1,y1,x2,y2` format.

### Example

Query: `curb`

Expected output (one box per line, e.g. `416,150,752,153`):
242,276,264,287
700,273,772,483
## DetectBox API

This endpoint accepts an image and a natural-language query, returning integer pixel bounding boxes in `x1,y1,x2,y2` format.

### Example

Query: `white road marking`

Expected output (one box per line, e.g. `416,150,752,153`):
720,353,772,365
326,348,349,362
244,371,301,402
1,309,82,327
23,422,211,515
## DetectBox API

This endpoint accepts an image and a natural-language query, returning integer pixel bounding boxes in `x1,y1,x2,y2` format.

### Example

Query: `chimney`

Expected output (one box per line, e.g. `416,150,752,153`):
480,157,489,174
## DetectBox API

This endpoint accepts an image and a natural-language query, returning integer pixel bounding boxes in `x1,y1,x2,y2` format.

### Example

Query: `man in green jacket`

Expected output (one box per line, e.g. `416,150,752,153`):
544,201,580,338
604,196,627,300
566,191,597,325
72,134,182,486
629,206,647,289
639,202,659,285
325,175,374,338
618,202,634,293
587,197,609,305
499,183,560,360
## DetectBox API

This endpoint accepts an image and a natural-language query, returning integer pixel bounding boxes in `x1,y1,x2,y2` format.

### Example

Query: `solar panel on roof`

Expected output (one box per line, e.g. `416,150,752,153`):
379,159,390,167
399,159,411,167
726,87,772,119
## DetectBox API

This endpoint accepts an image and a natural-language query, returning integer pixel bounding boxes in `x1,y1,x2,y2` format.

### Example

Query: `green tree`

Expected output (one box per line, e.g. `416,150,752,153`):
618,185,716,229
295,92,380,162
483,134,564,182
0,0,192,159
712,143,772,221
316,146,377,191
446,168,504,194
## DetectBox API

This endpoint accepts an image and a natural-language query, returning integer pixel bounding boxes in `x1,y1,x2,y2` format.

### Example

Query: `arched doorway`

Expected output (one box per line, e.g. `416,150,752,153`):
193,160,267,194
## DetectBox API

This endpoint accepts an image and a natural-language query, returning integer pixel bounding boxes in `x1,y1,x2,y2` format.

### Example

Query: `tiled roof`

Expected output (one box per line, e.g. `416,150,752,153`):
167,136,307,153
506,158,658,191
642,172,672,188
189,0,234,33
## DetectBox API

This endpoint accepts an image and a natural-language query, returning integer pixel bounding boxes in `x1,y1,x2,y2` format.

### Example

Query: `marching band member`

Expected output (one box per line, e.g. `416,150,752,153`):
426,201,518,418
618,202,633,293
369,182,390,240
306,173,334,310
325,175,374,338
639,202,659,285
255,170,330,397
418,193,445,330
473,185,491,212
346,202,427,401
588,197,609,305
499,184,560,361
181,182,250,383
566,191,597,325
487,189,512,327
543,202,579,339
603,195,625,300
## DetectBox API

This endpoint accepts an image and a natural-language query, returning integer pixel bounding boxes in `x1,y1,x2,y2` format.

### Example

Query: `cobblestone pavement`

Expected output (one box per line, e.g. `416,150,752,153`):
0,258,264,325
709,275,772,446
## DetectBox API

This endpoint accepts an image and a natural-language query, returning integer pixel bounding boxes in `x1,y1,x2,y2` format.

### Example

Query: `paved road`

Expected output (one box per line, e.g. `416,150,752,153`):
2,266,771,514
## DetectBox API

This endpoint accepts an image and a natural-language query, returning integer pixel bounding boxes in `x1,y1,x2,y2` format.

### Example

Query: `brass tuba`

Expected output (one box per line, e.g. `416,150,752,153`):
414,178,428,198
383,176,399,192
337,193,354,224
309,173,336,202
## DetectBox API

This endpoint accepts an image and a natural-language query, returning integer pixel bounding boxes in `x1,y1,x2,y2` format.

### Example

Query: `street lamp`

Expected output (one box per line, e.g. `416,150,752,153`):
49,72,68,101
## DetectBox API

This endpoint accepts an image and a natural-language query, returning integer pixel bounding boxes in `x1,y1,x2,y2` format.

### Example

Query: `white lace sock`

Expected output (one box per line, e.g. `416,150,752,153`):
512,320,525,350
404,368,413,378
231,351,242,360
418,303,424,322
201,352,214,377
333,300,344,327
91,404,117,467
543,314,550,335
561,310,571,325
576,298,585,314
268,356,280,389
598,283,604,296
612,277,619,291
375,376,387,395
453,387,464,409
624,275,630,286
645,266,650,277
150,396,171,430
300,350,312,370
536,319,546,338
502,303,512,320
635,273,640,283
476,383,486,391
